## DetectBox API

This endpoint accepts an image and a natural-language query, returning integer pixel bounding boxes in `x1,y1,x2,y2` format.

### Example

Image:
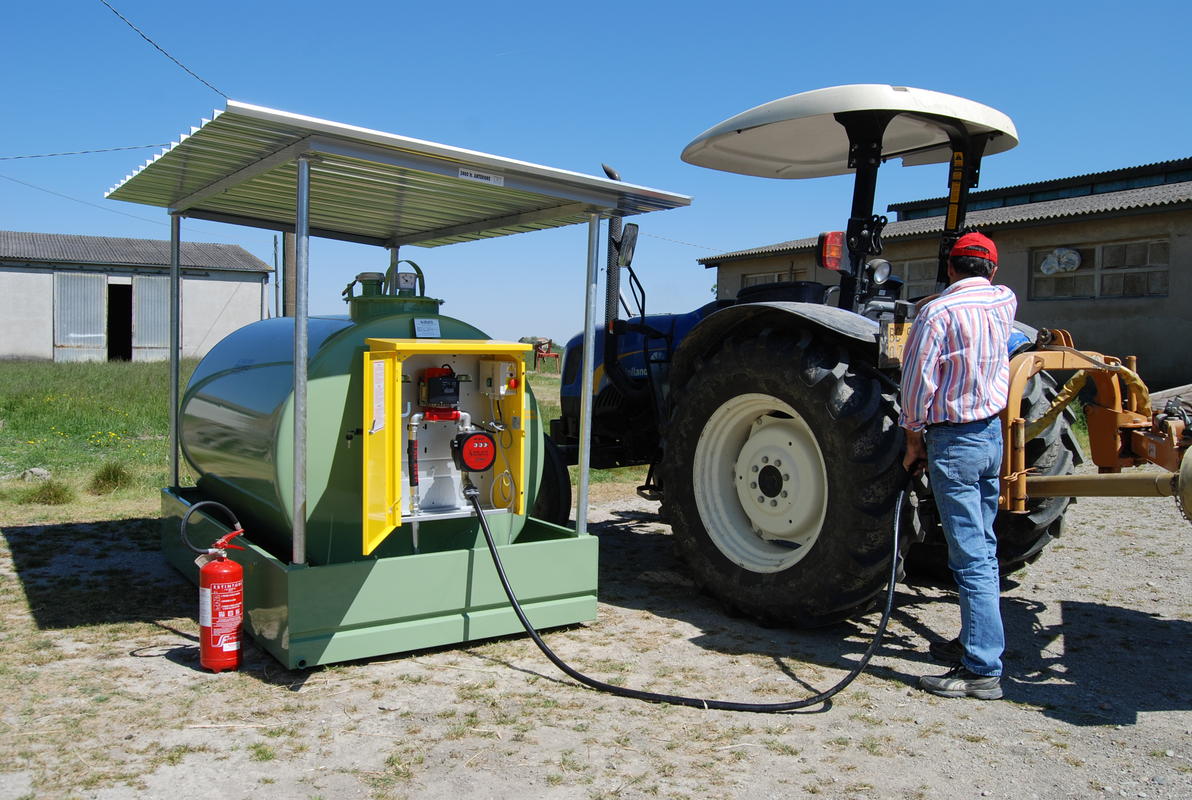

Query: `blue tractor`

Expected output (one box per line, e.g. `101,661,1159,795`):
543,86,1080,626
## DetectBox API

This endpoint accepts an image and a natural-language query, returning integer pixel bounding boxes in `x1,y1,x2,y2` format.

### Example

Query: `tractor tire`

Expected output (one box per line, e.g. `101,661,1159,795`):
660,330,906,627
531,434,572,526
905,370,1083,580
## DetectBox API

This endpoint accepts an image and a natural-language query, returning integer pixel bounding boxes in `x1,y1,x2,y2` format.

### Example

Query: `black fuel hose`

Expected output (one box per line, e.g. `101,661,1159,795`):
465,485,906,713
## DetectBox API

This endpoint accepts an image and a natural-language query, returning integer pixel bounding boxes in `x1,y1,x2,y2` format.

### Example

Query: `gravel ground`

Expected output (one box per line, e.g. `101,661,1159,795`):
0,473,1189,800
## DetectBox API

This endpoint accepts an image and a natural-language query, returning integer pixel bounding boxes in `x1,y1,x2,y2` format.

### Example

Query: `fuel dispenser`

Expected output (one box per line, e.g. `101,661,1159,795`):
163,269,598,669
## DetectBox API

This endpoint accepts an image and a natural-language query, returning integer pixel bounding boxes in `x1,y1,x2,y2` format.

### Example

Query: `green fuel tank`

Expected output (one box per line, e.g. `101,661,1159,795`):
180,291,549,566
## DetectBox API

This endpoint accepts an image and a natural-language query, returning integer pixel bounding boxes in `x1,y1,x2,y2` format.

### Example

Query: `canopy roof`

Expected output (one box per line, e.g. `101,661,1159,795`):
107,101,691,248
682,84,1018,179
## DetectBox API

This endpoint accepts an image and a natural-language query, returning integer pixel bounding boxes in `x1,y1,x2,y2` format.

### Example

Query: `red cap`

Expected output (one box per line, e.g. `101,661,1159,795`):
950,232,998,266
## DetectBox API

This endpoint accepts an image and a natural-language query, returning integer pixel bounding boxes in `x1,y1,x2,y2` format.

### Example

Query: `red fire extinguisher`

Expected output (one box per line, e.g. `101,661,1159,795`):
181,502,246,673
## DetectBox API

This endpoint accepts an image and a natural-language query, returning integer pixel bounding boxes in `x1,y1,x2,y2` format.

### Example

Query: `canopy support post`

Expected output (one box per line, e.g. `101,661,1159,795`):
292,155,312,566
576,213,602,536
168,214,181,489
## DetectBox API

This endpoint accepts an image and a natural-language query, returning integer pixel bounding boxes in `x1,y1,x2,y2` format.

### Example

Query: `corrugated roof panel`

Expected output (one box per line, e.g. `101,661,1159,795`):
107,102,690,248
0,230,270,272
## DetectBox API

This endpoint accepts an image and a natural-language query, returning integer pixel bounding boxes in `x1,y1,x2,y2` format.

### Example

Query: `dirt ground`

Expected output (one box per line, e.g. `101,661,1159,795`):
1,473,1189,800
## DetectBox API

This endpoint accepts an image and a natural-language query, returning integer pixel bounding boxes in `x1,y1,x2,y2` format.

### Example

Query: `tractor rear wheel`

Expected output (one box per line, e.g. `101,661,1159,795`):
905,370,1083,579
660,331,906,627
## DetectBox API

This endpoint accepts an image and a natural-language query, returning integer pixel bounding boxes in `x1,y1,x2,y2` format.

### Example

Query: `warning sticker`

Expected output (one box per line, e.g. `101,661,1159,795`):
371,359,386,433
199,587,211,627
414,318,441,338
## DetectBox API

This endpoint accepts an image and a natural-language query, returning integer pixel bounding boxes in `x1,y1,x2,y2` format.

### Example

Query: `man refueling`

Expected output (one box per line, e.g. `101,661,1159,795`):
900,232,1016,700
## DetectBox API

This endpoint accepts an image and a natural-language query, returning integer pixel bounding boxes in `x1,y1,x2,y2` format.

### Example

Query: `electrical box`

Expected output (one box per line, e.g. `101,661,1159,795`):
479,359,519,398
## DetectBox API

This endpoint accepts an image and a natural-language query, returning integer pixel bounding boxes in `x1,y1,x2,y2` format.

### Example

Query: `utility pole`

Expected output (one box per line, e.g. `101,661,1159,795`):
283,232,297,317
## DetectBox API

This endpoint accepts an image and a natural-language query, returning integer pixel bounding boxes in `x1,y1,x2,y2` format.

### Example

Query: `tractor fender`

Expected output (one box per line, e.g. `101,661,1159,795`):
670,301,878,390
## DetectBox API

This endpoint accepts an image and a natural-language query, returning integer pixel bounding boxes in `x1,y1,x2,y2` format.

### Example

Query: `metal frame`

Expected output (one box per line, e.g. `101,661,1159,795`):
147,102,690,563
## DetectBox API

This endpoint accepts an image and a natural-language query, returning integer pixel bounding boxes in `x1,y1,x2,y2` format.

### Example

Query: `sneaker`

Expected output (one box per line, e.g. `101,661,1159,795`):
919,665,1002,700
928,637,964,664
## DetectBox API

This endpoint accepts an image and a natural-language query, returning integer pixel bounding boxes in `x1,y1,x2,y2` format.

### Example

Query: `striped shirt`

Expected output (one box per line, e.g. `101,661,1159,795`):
898,277,1018,432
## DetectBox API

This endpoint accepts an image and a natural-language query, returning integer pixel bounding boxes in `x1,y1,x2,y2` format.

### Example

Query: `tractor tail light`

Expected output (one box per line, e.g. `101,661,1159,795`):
817,231,845,271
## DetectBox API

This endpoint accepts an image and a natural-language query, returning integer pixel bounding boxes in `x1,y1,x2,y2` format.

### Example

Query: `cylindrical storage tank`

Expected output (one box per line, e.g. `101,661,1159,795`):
180,297,549,566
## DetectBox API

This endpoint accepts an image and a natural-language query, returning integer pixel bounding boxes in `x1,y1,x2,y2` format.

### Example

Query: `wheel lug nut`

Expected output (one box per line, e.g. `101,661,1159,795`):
757,496,765,504
751,465,759,473
770,500,778,507
761,456,769,464
750,481,757,489
774,459,782,467
783,474,790,482
781,491,788,498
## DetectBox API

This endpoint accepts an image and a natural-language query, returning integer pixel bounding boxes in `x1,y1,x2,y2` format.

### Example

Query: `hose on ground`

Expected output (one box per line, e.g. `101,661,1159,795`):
465,485,906,713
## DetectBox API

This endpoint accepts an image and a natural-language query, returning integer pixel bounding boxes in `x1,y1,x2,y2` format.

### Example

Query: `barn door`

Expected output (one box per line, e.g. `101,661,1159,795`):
132,275,169,361
53,273,106,362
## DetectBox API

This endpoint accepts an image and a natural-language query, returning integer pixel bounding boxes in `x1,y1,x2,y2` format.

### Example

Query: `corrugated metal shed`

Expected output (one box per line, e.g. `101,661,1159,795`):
0,230,269,272
107,101,691,247
699,180,1192,265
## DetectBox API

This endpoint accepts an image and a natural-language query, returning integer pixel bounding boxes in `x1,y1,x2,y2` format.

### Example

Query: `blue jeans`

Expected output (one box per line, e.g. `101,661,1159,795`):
925,418,1004,677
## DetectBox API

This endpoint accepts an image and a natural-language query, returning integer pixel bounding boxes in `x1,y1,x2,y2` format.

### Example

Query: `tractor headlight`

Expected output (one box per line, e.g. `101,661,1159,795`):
868,259,892,286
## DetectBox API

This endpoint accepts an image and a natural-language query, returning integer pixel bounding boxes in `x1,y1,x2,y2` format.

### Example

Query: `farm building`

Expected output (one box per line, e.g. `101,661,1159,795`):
0,230,271,362
703,157,1192,390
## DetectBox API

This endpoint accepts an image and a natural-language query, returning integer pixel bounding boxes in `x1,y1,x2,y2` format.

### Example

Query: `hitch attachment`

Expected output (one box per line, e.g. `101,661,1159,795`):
1000,329,1191,523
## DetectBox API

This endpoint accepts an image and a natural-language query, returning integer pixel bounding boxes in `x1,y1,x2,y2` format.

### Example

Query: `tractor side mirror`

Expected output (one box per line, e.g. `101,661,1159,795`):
618,223,639,267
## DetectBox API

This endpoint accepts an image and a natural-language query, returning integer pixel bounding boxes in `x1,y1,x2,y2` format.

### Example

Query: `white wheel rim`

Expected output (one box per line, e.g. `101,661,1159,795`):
692,393,828,573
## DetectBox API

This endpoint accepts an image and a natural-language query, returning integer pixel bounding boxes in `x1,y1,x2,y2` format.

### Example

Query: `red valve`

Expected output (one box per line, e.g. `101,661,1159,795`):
212,529,246,552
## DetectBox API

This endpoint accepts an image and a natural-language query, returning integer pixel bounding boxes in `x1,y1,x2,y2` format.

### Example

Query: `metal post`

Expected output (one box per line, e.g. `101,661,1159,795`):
169,214,181,489
272,234,280,318
576,213,602,536
292,155,311,565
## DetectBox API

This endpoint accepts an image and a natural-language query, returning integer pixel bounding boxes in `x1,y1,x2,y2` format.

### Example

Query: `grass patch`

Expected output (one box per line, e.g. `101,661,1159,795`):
18,479,75,506
1,360,199,522
248,742,277,762
0,359,197,483
88,461,134,494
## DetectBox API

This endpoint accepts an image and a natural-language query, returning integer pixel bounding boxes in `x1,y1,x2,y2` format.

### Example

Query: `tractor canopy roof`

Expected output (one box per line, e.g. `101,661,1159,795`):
682,84,1017,179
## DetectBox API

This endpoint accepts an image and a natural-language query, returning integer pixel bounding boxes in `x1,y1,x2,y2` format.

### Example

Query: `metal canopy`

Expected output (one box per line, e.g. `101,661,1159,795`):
682,84,1018,179
112,101,690,561
107,101,690,246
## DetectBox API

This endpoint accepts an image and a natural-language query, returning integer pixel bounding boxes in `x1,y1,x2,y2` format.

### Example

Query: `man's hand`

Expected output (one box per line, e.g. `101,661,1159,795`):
903,429,927,476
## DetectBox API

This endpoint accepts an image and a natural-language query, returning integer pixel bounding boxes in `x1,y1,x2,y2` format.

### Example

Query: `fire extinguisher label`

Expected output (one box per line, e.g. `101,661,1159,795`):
199,587,212,627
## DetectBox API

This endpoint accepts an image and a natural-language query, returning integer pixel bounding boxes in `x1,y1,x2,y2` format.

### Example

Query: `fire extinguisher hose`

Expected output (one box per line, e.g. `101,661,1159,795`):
181,500,244,554
465,484,905,714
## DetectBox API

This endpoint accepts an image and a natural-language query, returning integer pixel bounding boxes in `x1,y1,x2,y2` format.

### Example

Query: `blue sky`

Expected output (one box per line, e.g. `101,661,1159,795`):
2,1,1188,342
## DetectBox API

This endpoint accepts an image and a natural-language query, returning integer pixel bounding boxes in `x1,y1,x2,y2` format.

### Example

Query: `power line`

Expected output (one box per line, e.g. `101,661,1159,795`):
640,231,722,251
0,144,169,161
96,0,227,98
0,172,168,227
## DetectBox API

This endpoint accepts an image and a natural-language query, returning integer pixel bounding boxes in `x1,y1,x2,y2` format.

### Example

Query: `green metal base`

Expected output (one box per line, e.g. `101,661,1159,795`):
162,488,597,669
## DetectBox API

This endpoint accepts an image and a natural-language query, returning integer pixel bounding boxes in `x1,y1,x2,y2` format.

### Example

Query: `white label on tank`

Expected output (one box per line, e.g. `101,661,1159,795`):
371,359,386,432
458,167,504,187
414,318,441,338
199,587,212,627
